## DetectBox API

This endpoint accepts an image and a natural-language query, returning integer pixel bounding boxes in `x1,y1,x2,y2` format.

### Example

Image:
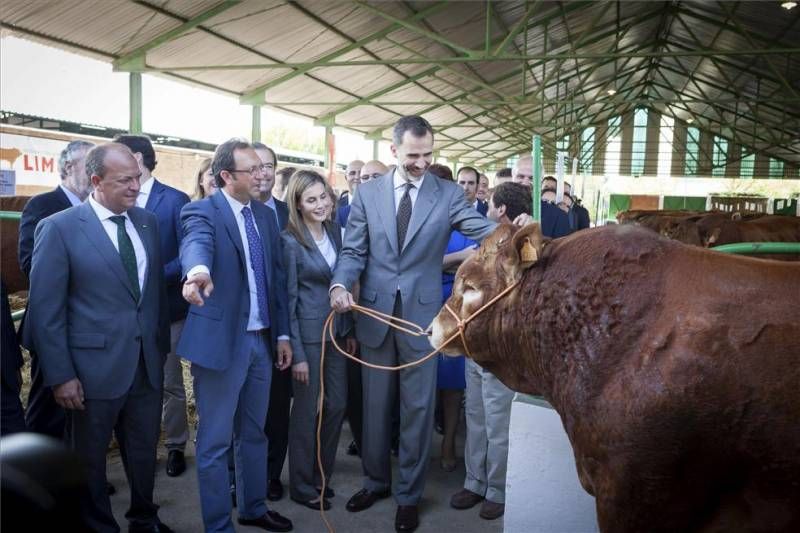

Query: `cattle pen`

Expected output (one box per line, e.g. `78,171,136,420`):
2,1,799,532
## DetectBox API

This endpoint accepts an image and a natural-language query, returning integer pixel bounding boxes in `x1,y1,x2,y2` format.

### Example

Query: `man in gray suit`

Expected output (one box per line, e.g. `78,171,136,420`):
25,143,172,533
330,116,496,532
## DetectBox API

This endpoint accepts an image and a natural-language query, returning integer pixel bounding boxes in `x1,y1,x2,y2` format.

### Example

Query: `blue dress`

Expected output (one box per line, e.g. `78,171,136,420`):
437,230,477,390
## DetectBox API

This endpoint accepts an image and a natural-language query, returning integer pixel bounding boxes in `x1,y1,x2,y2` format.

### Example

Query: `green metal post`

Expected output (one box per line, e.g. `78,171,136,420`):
324,126,333,172
373,140,379,160
129,72,143,134
251,105,262,143
712,242,800,255
532,135,541,222
0,211,22,220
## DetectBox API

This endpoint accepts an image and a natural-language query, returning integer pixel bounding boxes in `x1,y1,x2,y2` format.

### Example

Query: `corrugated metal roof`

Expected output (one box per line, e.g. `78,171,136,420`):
1,0,798,168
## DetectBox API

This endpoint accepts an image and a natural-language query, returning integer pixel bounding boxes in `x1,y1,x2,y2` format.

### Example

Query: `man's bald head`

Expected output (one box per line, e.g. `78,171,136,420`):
360,160,389,182
512,155,533,186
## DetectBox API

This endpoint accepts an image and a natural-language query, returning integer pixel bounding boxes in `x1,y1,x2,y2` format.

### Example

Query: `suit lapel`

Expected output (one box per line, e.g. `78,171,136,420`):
53,186,72,210
145,179,165,212
127,208,153,307
77,202,138,302
253,205,273,282
376,173,400,256
403,173,438,251
213,193,246,271
303,224,332,278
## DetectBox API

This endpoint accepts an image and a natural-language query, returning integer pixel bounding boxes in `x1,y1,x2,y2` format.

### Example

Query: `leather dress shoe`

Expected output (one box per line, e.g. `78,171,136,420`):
166,450,186,477
128,521,174,533
267,478,284,501
237,511,293,532
291,496,331,511
479,500,505,520
395,505,419,532
316,486,334,498
346,488,391,512
450,488,483,509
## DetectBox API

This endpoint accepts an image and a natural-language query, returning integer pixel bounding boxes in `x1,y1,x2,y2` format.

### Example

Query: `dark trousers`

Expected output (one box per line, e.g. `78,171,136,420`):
25,349,67,438
345,354,363,449
1,377,26,436
71,359,162,533
265,366,292,481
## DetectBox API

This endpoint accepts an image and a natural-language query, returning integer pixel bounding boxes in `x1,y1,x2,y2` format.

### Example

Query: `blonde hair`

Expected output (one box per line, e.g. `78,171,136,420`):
193,158,212,200
285,169,331,249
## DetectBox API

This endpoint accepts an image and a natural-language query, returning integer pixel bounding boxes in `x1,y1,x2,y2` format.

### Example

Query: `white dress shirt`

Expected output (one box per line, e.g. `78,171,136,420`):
136,176,155,208
264,195,280,228
187,190,287,339
89,194,147,293
59,184,83,207
314,230,337,270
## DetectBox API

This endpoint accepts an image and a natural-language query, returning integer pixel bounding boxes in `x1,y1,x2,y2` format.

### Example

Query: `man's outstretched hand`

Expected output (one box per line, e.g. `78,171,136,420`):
183,272,214,306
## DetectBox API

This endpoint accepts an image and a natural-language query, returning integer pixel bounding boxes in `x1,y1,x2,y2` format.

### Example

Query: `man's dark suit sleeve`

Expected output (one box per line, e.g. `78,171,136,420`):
18,196,48,279
152,216,171,356
164,190,191,284
270,218,290,338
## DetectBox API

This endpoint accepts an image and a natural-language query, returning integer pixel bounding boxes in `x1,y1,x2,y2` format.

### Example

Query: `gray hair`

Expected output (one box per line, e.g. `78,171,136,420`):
58,140,95,179
392,115,434,146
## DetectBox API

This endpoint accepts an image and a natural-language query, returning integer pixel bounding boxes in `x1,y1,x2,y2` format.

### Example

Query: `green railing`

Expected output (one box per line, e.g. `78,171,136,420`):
712,242,800,255
3,210,24,319
0,210,23,220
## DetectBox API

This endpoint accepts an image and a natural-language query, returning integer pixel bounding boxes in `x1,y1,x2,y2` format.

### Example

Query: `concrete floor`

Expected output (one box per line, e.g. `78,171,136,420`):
109,424,505,533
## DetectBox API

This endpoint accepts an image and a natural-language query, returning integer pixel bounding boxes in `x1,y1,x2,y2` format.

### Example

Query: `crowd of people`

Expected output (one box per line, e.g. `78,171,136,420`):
1,115,590,533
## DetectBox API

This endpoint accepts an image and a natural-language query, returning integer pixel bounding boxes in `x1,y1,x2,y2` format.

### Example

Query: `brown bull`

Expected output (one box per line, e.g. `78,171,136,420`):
430,223,800,533
700,214,800,247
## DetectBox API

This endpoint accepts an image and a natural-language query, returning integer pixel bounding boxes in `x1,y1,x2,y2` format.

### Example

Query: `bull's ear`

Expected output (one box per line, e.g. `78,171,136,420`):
513,223,544,269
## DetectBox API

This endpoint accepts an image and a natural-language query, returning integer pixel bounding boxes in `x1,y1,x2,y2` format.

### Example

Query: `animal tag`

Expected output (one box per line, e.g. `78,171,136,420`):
520,239,538,263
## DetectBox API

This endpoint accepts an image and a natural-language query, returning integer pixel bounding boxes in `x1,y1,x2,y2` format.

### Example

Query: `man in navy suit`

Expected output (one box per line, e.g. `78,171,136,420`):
178,139,293,532
25,143,172,533
114,134,192,478
456,166,488,216
18,139,94,438
253,143,291,501
513,157,572,239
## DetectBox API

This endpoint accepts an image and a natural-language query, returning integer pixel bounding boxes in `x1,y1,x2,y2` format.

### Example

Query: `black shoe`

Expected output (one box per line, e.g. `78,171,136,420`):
267,478,283,501
395,505,419,532
346,488,391,512
165,450,186,477
129,521,175,533
237,511,293,532
316,486,335,498
107,481,116,495
346,439,360,456
291,496,331,511
230,483,237,508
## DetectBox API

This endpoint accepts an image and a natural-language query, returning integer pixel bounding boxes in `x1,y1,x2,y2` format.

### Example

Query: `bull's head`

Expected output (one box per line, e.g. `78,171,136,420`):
429,222,544,368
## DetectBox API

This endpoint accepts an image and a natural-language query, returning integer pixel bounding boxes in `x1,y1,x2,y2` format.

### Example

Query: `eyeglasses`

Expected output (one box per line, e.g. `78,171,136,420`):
361,173,382,181
229,165,269,176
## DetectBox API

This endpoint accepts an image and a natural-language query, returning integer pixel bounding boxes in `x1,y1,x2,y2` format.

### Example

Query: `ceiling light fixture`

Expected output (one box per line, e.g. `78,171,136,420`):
607,89,617,96
686,118,694,124
781,2,796,10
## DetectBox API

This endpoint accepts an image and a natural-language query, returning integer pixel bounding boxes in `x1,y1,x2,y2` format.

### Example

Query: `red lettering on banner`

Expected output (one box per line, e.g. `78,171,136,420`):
41,157,54,173
24,154,34,171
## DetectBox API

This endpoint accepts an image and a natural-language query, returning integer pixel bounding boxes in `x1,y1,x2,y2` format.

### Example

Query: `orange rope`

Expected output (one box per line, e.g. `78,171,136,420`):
314,280,521,533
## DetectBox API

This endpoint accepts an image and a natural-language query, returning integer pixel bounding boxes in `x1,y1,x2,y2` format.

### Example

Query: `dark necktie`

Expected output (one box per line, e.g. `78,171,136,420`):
396,182,414,252
241,206,270,328
109,216,141,301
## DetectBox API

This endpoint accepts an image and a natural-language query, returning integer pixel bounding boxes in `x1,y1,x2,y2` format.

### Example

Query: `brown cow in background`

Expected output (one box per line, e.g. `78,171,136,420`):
0,196,30,294
430,223,800,533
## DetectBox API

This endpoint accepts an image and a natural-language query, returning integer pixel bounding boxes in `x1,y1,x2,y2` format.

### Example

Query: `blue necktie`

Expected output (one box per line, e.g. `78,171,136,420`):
241,206,270,328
